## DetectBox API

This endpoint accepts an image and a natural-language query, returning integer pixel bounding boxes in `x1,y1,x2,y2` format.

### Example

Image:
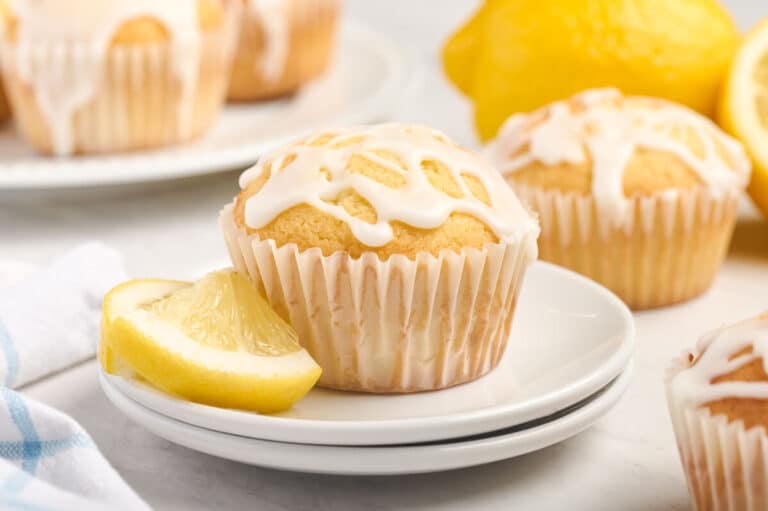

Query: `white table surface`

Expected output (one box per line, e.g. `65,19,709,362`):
4,1,768,509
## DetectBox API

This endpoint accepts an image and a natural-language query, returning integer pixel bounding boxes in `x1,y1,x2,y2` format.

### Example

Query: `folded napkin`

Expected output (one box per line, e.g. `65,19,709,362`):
0,243,149,511
0,243,126,388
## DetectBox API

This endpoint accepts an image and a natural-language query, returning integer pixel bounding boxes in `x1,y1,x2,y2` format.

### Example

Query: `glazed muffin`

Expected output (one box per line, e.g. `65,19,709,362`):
0,0,238,156
228,0,339,101
0,81,8,123
487,88,751,310
0,1,8,123
220,123,539,393
666,314,768,510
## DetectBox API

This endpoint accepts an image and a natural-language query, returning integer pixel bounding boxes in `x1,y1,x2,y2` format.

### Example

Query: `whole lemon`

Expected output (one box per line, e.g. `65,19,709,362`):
443,0,741,140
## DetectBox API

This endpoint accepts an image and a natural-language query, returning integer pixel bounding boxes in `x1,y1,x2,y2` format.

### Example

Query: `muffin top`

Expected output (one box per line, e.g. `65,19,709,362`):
234,123,539,259
487,88,750,218
670,314,768,431
0,0,224,46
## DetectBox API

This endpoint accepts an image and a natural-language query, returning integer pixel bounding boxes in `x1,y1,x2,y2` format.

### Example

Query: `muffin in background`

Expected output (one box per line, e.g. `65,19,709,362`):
487,88,751,310
0,81,8,123
0,0,7,122
666,314,768,510
228,0,339,101
220,123,539,393
0,0,7,124
0,0,239,156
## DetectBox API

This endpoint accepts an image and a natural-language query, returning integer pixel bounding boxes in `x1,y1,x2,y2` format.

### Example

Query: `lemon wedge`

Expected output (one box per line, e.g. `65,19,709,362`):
100,270,321,413
719,18,768,217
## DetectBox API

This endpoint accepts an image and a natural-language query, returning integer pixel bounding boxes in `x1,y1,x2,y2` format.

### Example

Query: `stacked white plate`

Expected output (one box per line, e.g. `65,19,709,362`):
100,262,635,475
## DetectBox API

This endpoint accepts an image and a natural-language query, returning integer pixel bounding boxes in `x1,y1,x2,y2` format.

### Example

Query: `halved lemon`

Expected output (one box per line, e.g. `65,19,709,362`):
100,270,321,413
719,18,768,217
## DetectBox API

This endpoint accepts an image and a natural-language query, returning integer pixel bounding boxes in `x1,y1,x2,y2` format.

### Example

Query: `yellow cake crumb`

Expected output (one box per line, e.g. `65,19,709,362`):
234,129,503,259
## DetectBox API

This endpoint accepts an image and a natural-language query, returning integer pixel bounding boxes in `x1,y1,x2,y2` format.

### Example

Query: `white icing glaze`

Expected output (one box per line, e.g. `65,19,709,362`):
487,88,751,224
671,316,768,408
245,0,290,82
5,0,208,155
238,123,539,247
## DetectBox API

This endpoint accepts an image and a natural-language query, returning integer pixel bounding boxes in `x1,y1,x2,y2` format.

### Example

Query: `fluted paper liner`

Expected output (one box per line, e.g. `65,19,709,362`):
0,6,238,155
666,357,768,511
220,205,537,393
511,183,740,310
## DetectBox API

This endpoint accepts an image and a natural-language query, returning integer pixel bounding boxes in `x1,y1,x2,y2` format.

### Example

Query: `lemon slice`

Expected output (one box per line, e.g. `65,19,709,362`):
100,270,321,413
719,18,768,216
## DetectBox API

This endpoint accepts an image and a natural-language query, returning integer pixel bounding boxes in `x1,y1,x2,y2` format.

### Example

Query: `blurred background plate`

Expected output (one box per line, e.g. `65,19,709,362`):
0,21,405,190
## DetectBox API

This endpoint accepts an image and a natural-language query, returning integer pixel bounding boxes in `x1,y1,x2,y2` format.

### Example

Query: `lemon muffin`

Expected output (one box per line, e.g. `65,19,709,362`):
228,0,338,101
0,81,8,123
0,0,8,124
220,123,539,393
667,314,768,510
0,0,238,156
487,88,751,310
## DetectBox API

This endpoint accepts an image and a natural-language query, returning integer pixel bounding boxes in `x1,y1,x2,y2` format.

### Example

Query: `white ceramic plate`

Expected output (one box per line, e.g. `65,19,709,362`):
0,21,404,189
101,363,632,475
105,262,635,446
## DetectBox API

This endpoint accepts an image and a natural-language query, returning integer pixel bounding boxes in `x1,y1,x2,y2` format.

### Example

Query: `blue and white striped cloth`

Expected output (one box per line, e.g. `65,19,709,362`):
0,243,148,511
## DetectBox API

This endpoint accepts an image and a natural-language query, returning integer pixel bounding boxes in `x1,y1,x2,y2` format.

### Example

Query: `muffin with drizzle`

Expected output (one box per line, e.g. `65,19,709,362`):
487,88,751,309
220,123,539,393
0,82,8,123
228,0,339,101
0,0,238,155
0,0,9,124
667,314,768,510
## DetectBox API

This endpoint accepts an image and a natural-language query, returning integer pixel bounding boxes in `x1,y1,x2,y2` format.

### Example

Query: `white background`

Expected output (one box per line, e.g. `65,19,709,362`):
4,1,768,509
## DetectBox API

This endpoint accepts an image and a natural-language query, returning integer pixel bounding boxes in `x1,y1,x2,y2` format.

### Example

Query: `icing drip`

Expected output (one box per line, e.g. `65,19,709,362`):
239,124,539,247
245,0,290,82
488,88,751,223
671,317,768,408
6,0,205,155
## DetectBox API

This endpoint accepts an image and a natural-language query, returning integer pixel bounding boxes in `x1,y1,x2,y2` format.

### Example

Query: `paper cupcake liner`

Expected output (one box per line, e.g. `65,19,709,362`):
220,205,537,393
666,357,768,511
0,6,239,156
511,184,741,310
227,0,339,101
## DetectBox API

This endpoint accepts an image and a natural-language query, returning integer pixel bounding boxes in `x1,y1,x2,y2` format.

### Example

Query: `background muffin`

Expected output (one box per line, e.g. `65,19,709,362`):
221,123,539,393
0,0,8,123
666,314,768,510
0,0,238,155
228,0,339,101
0,81,8,123
488,88,751,309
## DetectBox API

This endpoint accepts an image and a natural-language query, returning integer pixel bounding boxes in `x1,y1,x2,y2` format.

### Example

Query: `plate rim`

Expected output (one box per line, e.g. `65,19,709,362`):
0,20,406,189
104,261,635,446
100,362,633,475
